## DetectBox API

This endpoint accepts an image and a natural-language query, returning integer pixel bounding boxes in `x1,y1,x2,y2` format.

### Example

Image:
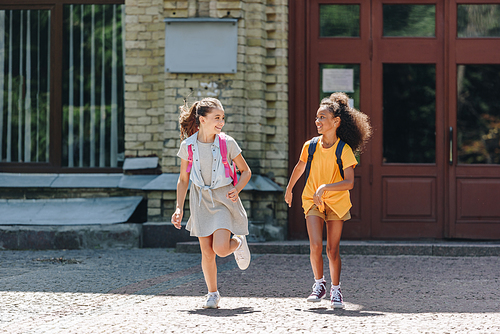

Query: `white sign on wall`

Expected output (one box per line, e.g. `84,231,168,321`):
322,68,354,93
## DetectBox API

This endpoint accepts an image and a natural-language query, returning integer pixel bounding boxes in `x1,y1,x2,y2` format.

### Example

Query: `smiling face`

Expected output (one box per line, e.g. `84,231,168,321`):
315,107,339,135
199,108,225,135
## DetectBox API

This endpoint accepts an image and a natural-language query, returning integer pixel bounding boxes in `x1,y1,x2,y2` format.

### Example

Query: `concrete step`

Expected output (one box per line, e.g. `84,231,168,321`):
0,224,142,250
0,221,198,250
176,240,500,257
142,222,197,248
0,220,200,250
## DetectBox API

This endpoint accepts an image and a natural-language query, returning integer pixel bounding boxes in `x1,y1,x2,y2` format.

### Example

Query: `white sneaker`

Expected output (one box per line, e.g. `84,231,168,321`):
233,235,251,270
203,292,220,309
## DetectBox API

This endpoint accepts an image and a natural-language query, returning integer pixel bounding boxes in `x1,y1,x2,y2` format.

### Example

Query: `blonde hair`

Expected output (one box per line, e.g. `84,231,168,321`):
179,98,224,140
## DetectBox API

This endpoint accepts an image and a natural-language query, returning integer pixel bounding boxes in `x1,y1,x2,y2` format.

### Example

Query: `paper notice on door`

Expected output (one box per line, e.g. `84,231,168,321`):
322,68,354,93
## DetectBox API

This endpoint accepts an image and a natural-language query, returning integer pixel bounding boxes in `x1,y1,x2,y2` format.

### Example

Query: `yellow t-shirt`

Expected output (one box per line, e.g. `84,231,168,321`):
299,137,358,217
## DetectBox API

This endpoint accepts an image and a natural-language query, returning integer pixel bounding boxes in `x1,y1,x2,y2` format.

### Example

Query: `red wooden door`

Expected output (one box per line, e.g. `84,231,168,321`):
288,0,372,239
370,0,446,238
447,1,500,239
288,0,500,240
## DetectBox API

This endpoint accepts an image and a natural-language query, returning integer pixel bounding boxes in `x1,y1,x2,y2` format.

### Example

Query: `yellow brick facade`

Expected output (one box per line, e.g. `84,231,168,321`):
124,0,289,239
124,0,165,158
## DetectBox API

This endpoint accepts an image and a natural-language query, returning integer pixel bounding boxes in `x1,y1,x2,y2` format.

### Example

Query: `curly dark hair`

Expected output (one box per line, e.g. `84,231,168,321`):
319,92,372,152
179,98,224,140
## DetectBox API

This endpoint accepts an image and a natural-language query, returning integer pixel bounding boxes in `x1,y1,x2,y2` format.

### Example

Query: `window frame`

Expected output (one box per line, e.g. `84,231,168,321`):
0,0,124,173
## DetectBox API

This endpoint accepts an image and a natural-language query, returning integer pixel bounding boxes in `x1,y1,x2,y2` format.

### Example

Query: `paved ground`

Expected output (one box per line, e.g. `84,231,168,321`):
1,248,499,333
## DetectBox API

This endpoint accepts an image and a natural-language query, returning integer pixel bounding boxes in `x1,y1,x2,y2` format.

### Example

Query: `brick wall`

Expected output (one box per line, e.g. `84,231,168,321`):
124,0,165,159
161,0,288,184
125,0,289,239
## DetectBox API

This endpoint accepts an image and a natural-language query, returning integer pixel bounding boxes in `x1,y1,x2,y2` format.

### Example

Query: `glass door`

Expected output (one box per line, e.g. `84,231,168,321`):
307,0,372,239
448,2,500,239
290,0,500,239
371,0,445,238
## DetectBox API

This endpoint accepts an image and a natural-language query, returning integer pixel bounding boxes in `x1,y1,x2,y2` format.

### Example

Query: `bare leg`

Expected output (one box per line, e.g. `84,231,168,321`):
199,235,217,293
325,219,344,285
306,215,325,280
212,228,239,258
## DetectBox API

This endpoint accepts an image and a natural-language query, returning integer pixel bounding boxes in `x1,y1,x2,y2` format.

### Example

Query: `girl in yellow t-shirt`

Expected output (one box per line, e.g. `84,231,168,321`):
285,92,372,309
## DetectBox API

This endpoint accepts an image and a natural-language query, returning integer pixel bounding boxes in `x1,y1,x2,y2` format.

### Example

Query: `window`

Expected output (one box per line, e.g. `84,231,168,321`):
0,9,50,163
62,5,125,167
383,4,436,37
320,5,360,37
457,64,500,164
0,1,124,171
457,4,500,38
383,64,436,163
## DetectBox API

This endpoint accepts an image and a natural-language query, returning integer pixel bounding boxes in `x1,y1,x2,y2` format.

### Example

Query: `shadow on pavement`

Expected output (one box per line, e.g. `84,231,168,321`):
298,307,383,317
181,307,260,317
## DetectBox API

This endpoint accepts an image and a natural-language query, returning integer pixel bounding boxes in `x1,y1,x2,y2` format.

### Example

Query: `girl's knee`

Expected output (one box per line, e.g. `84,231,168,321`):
326,245,340,260
212,244,231,257
201,247,216,260
309,242,323,255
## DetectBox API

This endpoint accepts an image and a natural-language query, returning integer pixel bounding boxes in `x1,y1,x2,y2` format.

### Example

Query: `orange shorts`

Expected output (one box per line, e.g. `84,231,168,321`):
305,204,351,222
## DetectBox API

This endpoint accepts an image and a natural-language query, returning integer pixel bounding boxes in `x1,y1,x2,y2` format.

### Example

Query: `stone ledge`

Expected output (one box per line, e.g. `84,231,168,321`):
0,173,282,192
142,222,197,248
0,224,142,250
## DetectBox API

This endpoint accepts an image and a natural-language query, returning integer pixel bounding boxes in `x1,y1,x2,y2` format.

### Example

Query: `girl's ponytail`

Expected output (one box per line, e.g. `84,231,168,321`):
319,92,372,153
179,101,200,140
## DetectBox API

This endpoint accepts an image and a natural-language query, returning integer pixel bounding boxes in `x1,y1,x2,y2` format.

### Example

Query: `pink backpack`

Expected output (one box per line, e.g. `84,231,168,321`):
186,133,238,186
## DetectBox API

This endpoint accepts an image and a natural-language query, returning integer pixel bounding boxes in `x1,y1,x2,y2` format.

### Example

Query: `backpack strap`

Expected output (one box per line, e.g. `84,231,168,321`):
186,144,193,173
304,137,320,183
218,133,238,186
219,133,231,178
336,139,346,180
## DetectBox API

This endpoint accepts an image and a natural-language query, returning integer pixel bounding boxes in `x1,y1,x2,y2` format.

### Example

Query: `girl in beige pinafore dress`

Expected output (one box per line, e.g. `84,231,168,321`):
171,98,252,309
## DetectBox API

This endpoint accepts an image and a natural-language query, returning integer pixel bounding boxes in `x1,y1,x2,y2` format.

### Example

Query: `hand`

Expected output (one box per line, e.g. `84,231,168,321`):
171,208,183,229
285,190,293,207
227,187,239,202
313,185,325,207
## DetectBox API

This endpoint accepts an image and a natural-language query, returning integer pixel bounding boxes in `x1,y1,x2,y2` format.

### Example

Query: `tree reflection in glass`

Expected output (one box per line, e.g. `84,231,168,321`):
320,5,360,37
383,5,435,37
457,5,500,38
457,65,500,164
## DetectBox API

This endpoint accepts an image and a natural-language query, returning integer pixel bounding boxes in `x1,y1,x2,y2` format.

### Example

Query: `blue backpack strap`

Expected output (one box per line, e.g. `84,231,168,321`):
304,137,320,183
336,139,346,180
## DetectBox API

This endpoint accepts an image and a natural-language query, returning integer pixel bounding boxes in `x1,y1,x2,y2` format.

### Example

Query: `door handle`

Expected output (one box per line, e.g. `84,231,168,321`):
449,126,453,165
